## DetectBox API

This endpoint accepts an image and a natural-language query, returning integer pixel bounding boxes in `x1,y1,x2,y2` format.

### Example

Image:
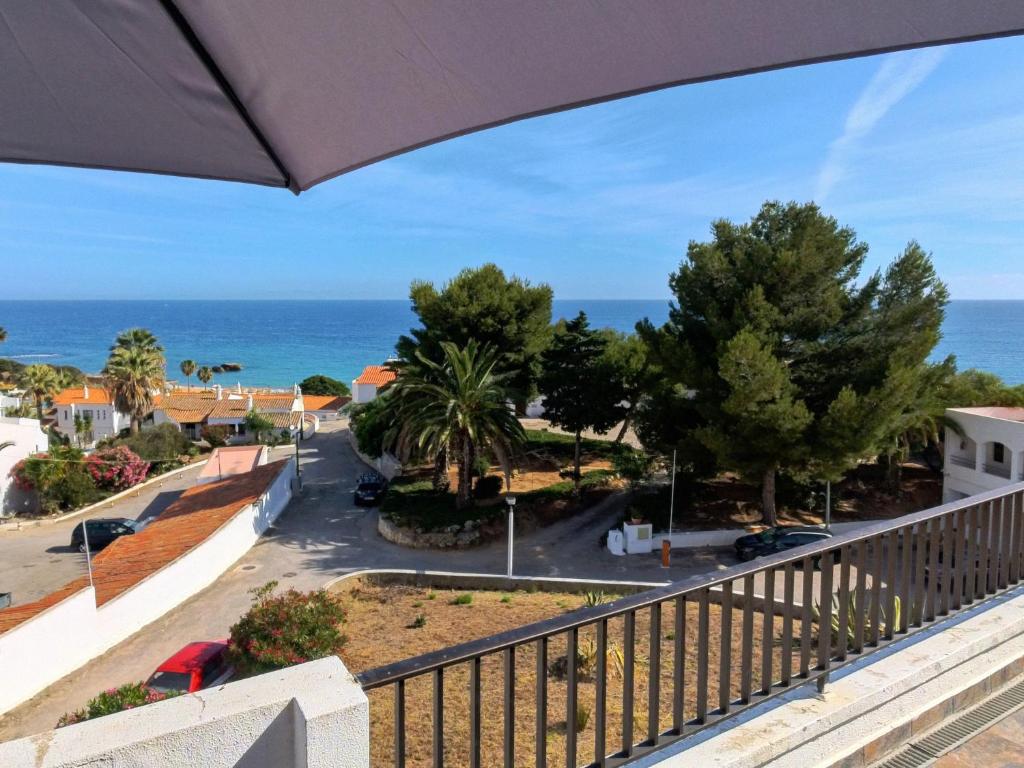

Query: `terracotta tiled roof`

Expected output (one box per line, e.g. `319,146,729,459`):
53,387,113,406
302,395,350,411
155,391,298,425
354,365,397,387
267,412,302,430
0,460,289,636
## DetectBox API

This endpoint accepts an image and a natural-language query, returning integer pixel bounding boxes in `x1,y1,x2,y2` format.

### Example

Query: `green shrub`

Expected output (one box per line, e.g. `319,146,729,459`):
228,582,347,675
201,424,232,448
472,455,491,478
409,614,427,629
57,682,181,728
12,445,99,514
611,450,656,490
474,474,504,499
451,593,473,606
582,591,606,607
299,374,350,397
112,424,194,469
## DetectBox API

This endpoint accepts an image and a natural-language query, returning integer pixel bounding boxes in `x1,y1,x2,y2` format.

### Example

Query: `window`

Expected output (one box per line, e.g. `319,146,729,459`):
200,654,228,686
994,444,1005,463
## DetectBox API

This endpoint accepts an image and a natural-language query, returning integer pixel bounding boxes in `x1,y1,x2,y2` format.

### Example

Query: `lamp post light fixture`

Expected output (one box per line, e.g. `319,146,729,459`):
505,494,517,579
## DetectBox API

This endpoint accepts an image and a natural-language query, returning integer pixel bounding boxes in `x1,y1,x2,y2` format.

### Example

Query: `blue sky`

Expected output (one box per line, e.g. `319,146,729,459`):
1,36,1023,301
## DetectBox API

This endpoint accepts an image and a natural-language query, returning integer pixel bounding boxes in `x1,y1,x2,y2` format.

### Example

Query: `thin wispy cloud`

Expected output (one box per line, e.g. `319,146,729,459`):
816,48,947,201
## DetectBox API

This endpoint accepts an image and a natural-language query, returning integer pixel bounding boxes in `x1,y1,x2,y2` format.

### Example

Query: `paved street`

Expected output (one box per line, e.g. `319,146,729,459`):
0,421,731,741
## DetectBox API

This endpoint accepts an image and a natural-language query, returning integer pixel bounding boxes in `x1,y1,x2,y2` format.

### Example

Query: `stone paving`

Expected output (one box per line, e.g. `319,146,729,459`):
932,704,1024,768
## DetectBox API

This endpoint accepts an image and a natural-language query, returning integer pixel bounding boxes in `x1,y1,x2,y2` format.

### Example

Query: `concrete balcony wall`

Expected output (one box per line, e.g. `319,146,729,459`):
0,657,368,768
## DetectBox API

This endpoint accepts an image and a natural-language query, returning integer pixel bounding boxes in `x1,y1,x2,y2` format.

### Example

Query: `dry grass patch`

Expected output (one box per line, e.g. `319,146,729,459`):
335,582,806,768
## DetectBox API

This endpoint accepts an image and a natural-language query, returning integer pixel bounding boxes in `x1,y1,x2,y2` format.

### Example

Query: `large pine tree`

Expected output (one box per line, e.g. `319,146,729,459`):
397,264,553,409
539,312,625,493
641,201,948,525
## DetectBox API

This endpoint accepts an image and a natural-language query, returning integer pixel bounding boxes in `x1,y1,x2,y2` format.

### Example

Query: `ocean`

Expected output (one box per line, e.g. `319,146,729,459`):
0,300,1021,388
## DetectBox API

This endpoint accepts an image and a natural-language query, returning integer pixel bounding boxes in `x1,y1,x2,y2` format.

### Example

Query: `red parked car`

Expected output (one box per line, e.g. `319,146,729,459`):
145,641,234,694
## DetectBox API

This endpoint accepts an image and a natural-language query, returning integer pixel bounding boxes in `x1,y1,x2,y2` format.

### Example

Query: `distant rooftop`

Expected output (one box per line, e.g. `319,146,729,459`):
302,394,350,411
950,407,1024,423
198,445,266,482
354,365,397,387
52,386,111,406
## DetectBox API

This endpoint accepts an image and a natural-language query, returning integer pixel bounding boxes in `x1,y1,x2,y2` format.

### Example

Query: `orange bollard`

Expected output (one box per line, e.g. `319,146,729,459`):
661,539,671,568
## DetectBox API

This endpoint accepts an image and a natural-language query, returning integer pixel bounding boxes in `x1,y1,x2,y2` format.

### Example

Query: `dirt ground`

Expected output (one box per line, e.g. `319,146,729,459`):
651,463,944,532
334,581,805,768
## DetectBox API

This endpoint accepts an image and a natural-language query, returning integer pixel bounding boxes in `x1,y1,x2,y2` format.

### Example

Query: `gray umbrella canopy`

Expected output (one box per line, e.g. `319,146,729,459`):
2,1,1022,193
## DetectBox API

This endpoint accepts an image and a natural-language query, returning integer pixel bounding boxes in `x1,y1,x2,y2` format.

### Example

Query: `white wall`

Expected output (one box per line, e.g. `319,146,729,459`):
0,657,368,768
0,459,295,715
0,417,48,515
944,409,1024,502
55,403,130,445
351,382,377,404
0,588,98,713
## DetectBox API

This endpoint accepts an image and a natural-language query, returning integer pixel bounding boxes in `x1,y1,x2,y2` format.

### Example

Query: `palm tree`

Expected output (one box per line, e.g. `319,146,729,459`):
111,328,163,354
0,327,7,343
197,366,213,390
18,364,59,421
389,341,525,508
180,360,197,391
51,368,83,392
104,346,164,434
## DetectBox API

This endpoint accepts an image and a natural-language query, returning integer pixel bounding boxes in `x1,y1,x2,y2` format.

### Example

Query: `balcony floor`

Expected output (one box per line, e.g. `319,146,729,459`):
932,701,1024,768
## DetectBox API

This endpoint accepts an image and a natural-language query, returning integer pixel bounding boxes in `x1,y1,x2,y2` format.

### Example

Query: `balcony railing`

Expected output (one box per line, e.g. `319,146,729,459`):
984,463,1012,480
356,484,1024,768
948,454,976,470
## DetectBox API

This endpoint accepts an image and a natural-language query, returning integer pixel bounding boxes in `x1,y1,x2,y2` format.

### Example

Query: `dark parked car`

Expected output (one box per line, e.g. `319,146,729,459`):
69,518,140,553
734,525,833,562
354,472,388,506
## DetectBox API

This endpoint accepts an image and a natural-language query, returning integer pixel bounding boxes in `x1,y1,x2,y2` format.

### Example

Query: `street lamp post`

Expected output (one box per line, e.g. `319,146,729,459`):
505,494,517,578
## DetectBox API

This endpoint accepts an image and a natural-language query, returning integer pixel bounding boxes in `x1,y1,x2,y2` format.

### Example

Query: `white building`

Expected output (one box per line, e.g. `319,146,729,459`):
351,365,396,404
53,386,132,447
943,407,1024,502
0,389,22,415
0,417,48,515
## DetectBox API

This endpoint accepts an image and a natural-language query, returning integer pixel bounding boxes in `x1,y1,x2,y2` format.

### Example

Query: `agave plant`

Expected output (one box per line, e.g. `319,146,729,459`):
812,589,902,651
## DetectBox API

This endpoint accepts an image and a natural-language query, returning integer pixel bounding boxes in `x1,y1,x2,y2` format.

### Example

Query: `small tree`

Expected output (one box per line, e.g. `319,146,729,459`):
116,423,195,470
243,408,275,444
611,450,657,491
298,374,350,397
228,582,347,675
539,312,625,493
601,331,657,443
201,424,231,448
13,445,98,514
73,412,94,448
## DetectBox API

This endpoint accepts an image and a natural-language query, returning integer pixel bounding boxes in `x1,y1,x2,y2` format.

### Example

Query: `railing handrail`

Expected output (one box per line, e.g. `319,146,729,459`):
357,480,1024,690
983,462,1012,478
949,454,976,467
